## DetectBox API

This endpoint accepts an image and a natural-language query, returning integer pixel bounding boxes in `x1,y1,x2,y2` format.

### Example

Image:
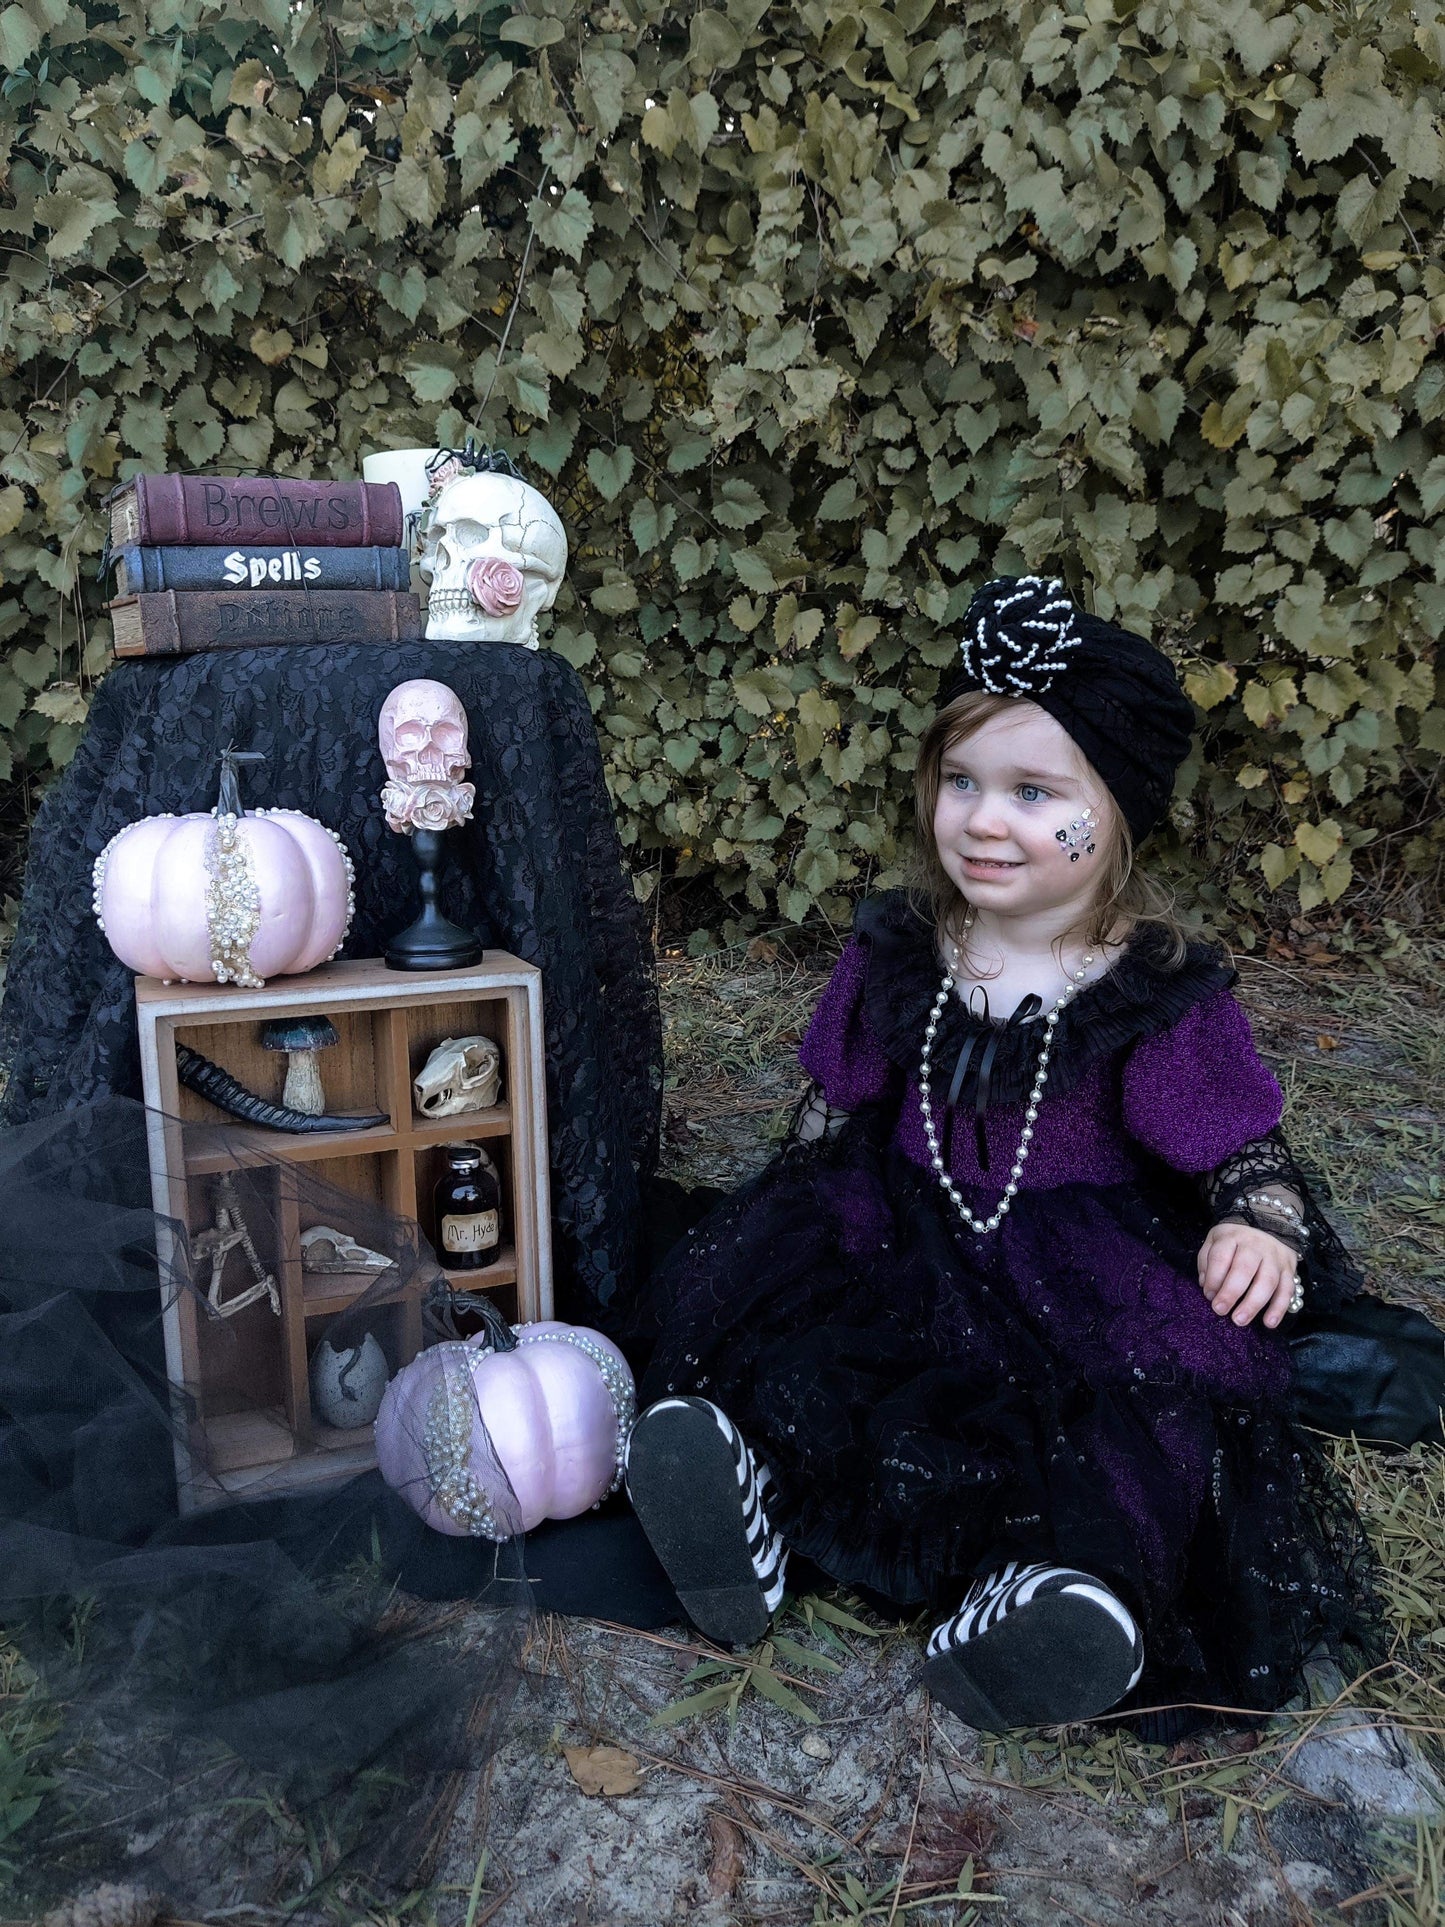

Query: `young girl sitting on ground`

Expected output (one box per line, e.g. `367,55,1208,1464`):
623,576,1374,1735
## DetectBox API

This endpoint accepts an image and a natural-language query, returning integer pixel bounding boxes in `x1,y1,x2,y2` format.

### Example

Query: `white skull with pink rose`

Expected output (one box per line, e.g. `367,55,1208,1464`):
378,679,476,834
419,472,568,647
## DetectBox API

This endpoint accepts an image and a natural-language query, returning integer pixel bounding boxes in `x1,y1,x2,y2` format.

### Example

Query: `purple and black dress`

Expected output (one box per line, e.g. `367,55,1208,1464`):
636,891,1376,1714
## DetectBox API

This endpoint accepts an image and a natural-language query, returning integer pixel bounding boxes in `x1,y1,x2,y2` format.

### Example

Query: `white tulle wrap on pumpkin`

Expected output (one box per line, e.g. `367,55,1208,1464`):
374,1323,635,1539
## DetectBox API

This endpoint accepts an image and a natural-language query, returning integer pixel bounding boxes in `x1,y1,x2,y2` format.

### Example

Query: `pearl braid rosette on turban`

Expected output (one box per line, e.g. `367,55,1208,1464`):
936,576,1196,843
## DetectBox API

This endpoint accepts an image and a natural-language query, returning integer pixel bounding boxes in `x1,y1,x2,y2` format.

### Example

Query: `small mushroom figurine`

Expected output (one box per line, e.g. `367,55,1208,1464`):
261,1015,339,1117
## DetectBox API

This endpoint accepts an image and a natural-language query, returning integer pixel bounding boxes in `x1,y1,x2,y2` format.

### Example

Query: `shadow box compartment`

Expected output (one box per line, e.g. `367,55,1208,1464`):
135,954,552,1513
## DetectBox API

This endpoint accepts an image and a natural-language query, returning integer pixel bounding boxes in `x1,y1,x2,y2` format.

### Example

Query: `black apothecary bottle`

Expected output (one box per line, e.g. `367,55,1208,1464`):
434,1143,502,1270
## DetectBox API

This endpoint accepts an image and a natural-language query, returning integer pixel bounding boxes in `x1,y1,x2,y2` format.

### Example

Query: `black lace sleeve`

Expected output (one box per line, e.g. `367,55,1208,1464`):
1204,1128,1364,1310
1204,1130,1309,1254
784,1081,852,1147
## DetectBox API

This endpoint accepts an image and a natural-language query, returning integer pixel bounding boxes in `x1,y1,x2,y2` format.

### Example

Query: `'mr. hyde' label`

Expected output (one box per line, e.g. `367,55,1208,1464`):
442,1210,499,1254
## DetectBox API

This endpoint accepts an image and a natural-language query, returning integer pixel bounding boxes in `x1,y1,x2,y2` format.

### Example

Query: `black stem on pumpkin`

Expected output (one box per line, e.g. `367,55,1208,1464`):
216,746,266,819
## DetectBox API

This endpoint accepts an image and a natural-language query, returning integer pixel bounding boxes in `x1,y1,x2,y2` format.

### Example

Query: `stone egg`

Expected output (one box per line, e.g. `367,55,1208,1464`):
310,1332,390,1430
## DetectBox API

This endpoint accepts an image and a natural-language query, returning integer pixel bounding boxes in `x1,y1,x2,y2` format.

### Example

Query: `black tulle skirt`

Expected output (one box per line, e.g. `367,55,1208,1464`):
634,1116,1378,1715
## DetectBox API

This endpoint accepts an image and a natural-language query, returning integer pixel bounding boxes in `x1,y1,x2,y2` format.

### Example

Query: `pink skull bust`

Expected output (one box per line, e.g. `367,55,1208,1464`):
378,679,476,834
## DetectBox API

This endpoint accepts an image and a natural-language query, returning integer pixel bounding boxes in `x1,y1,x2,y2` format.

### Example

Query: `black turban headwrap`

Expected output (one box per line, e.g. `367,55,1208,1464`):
935,576,1196,844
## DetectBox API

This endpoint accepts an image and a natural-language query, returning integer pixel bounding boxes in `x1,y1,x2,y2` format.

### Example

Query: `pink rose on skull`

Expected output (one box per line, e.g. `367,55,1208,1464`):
466,556,525,615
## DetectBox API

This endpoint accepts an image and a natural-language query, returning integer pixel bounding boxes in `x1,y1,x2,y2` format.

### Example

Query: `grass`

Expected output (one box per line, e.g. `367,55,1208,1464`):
0,1633,58,1875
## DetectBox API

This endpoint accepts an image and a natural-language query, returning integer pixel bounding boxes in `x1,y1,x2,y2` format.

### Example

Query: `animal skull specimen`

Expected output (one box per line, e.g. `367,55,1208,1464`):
378,679,476,833
300,1225,397,1276
413,1035,504,1116
419,472,567,647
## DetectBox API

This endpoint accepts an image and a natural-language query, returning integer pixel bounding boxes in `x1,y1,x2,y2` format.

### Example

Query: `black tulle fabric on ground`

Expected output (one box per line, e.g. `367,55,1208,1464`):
633,1109,1383,1721
0,638,662,1328
0,1098,533,1913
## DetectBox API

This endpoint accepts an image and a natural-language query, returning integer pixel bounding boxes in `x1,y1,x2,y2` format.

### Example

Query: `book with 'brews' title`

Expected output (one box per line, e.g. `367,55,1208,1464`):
108,475,406,549
109,589,423,657
112,543,413,595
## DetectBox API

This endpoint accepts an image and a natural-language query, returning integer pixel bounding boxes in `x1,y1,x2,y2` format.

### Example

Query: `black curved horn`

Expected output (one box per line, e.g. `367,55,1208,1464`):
176,1045,390,1135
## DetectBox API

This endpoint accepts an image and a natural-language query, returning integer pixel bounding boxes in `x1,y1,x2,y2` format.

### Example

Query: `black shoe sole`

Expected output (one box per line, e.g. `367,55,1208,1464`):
626,1400,772,1649
924,1590,1140,1730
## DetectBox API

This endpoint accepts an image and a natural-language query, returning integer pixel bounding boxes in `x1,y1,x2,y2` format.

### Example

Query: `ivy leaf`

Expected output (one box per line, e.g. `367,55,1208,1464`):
713,478,765,528
0,3,40,67
249,325,294,366
587,446,635,503
499,13,565,48
691,9,744,68
37,185,114,259
531,186,593,260
320,92,348,144
579,47,633,139
590,570,640,614
403,349,459,405
1185,663,1237,710
671,535,708,583
1295,819,1344,866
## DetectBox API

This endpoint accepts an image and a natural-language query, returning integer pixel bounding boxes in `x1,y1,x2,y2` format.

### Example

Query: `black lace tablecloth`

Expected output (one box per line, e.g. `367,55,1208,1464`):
0,639,662,1328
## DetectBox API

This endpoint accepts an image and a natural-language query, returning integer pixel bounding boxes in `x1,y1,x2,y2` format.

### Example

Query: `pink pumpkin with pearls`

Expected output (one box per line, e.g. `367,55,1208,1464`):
374,1323,635,1539
92,752,355,988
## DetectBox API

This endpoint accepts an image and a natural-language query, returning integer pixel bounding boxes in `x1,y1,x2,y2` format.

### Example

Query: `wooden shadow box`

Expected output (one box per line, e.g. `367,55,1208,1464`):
136,955,551,1513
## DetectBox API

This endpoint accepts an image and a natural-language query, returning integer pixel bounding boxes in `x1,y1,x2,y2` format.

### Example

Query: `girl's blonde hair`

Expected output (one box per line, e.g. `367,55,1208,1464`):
911,690,1189,971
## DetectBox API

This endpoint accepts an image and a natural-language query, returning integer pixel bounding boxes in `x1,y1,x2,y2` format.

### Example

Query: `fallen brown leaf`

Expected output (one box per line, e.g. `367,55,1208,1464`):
872,1802,998,1884
561,1743,645,1797
1316,1033,1341,1050
707,1806,747,1898
747,935,780,963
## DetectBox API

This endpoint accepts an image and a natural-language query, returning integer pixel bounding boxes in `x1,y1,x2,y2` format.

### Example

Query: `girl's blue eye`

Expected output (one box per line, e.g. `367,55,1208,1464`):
1018,784,1048,803
948,773,974,791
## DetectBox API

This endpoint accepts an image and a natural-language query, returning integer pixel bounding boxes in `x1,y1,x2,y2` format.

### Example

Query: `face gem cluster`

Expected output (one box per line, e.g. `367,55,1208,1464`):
1054,808,1097,862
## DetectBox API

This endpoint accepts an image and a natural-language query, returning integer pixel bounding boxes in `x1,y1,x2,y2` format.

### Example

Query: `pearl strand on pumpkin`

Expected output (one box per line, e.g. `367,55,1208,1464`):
918,943,1094,1235
204,809,264,988
423,1328,637,1539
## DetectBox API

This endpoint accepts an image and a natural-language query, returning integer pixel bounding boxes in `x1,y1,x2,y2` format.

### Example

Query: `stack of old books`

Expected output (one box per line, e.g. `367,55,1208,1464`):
105,474,423,657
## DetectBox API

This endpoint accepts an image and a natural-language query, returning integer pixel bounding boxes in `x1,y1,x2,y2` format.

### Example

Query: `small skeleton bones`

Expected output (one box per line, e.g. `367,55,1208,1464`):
192,1174,279,1318
413,1035,504,1116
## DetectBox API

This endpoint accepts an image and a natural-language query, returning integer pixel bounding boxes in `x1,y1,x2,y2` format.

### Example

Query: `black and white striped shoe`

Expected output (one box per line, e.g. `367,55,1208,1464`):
624,1396,788,1648
923,1562,1145,1730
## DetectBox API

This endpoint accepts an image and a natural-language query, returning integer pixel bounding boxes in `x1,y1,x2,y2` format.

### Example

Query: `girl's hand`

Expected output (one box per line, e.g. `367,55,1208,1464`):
1197,1224,1299,1329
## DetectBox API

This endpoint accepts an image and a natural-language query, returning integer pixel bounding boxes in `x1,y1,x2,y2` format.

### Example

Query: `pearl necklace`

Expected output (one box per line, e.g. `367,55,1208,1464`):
919,936,1095,1235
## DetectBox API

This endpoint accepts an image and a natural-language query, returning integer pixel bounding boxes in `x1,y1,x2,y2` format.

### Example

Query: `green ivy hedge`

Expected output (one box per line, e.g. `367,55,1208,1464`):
1,0,1442,941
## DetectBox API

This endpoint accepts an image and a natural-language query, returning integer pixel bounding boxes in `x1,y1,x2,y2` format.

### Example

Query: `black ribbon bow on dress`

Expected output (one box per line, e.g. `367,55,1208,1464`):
944,991,1044,1172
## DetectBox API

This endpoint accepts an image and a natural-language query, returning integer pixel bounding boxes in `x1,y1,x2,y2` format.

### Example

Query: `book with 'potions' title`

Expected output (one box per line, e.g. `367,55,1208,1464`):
109,589,422,657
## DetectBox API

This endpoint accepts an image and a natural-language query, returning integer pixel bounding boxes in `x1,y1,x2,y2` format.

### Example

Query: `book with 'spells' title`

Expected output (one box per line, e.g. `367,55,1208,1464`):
112,542,413,596
108,474,406,549
109,589,423,657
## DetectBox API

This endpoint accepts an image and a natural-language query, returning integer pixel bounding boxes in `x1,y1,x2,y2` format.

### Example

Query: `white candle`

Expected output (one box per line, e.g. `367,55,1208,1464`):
362,448,441,523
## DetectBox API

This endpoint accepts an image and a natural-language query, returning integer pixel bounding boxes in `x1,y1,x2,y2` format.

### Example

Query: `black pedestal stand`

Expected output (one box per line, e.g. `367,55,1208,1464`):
385,827,484,971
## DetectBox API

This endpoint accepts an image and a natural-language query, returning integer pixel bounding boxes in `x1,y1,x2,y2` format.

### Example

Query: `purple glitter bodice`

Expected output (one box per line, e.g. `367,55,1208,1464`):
799,933,1284,1195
